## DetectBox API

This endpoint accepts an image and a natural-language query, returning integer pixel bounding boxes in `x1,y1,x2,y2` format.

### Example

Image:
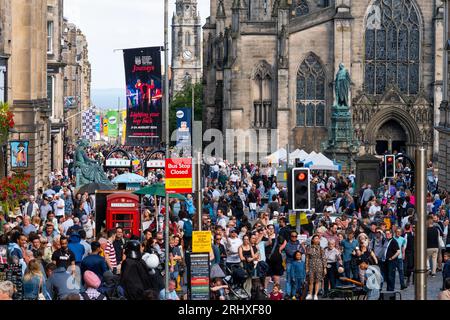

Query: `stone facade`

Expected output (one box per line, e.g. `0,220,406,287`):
2,0,51,192
0,0,91,193
171,0,202,94
62,21,91,146
203,0,442,164
437,0,450,192
47,0,65,173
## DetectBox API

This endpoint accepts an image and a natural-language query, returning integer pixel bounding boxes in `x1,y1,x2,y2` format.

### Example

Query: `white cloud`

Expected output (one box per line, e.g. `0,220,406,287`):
64,0,210,91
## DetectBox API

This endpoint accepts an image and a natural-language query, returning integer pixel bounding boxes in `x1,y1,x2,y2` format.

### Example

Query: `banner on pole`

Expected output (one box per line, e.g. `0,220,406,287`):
123,47,162,146
176,107,192,156
106,110,119,137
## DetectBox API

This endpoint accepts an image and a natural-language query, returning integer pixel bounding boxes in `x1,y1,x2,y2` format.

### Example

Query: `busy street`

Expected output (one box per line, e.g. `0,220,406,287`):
0,0,450,305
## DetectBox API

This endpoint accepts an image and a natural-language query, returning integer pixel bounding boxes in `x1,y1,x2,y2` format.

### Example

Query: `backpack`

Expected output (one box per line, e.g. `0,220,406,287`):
81,292,106,300
183,219,193,237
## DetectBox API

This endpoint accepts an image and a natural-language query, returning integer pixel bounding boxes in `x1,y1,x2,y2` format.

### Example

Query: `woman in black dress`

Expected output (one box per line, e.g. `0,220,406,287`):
265,224,285,286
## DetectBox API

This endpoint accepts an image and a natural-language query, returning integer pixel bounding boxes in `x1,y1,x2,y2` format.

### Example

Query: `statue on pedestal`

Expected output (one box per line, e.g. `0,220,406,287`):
74,139,113,187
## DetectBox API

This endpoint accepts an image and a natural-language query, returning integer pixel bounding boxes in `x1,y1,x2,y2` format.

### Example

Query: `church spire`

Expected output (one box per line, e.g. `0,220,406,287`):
217,0,226,19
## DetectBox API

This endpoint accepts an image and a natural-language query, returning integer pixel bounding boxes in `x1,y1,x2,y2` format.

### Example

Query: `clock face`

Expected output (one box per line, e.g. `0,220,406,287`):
183,50,192,60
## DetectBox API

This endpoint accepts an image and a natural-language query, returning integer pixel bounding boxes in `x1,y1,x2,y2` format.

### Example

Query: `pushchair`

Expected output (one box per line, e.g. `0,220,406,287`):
223,264,251,300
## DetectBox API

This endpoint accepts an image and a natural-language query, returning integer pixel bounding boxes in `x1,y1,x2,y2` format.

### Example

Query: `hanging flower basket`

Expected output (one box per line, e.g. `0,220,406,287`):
0,102,14,145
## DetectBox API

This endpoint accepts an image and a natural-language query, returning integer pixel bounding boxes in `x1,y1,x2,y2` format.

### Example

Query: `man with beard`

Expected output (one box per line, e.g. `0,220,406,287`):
120,240,157,300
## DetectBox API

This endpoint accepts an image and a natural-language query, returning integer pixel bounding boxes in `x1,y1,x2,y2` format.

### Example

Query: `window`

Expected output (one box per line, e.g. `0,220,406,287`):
47,21,54,54
294,0,309,17
296,53,326,127
364,0,420,95
252,61,273,128
0,59,6,103
185,32,191,46
47,75,54,117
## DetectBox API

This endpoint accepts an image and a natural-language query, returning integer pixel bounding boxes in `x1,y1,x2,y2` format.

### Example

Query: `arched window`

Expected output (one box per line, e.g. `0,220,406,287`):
364,0,420,95
185,32,191,46
294,0,309,17
252,61,273,128
296,53,326,127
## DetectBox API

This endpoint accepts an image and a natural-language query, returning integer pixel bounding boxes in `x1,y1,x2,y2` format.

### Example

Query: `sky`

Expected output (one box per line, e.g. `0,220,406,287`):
64,0,210,91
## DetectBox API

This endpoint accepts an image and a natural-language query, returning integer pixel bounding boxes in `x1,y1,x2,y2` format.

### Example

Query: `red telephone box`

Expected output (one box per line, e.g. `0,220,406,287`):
106,193,140,239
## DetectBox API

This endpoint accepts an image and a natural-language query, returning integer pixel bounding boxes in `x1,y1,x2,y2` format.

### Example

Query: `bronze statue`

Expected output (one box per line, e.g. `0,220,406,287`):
335,63,351,108
74,139,113,187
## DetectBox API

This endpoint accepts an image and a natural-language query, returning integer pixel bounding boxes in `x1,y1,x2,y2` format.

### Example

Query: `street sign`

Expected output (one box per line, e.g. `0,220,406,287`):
165,158,192,193
192,231,212,253
105,159,131,168
189,253,210,300
146,160,165,168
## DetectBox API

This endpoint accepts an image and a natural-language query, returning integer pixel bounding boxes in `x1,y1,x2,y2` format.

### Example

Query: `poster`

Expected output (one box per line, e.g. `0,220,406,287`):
107,110,119,138
94,114,101,134
10,141,29,169
165,158,192,194
176,107,192,156
103,117,108,136
123,47,162,146
189,253,210,300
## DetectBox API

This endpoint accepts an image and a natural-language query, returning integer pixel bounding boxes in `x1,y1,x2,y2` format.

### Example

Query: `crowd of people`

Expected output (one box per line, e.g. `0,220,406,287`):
0,146,449,301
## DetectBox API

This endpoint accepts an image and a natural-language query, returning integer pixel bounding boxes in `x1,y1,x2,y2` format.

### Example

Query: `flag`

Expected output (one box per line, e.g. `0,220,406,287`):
81,108,96,141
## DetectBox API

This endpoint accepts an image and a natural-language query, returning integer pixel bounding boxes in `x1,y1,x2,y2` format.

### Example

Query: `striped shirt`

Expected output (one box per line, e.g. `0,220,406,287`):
104,241,117,268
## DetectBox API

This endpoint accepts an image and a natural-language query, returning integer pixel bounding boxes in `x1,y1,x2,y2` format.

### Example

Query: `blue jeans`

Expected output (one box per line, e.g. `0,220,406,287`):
285,263,293,297
396,258,405,287
367,289,380,300
386,259,397,291
291,277,305,297
344,261,359,281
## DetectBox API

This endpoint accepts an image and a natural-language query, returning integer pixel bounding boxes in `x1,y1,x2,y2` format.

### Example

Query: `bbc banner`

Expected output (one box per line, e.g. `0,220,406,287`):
106,110,119,138
123,47,162,146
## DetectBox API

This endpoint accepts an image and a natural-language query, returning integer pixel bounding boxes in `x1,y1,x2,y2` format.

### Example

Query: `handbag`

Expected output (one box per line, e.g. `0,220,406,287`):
439,236,445,249
38,277,46,301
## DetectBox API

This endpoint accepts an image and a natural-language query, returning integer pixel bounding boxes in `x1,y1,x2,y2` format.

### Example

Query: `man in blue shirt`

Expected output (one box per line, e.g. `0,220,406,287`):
394,228,407,290
159,279,179,300
341,230,359,280
81,242,108,280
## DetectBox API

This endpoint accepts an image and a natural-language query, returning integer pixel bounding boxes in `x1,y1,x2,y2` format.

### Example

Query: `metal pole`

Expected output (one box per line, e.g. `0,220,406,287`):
191,81,194,158
197,151,202,231
164,0,170,300
414,147,427,300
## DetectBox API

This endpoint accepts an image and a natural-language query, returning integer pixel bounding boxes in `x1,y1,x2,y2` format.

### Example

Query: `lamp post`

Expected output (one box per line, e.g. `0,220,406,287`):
184,73,194,157
163,0,170,300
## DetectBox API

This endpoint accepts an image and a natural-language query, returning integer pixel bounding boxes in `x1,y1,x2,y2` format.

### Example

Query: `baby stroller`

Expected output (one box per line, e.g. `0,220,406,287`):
223,264,251,300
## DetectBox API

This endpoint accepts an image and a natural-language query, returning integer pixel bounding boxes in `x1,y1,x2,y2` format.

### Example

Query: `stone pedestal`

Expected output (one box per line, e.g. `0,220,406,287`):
355,154,381,193
323,104,358,174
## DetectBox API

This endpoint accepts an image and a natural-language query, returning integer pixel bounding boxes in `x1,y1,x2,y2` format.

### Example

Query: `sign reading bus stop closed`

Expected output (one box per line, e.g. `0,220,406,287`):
165,158,192,194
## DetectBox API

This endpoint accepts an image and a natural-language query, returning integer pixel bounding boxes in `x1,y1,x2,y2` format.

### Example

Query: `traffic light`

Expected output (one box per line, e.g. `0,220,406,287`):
385,155,395,178
289,168,311,211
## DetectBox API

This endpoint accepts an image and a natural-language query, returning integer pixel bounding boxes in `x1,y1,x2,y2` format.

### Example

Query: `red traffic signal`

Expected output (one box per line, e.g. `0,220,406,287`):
386,156,394,163
297,172,307,181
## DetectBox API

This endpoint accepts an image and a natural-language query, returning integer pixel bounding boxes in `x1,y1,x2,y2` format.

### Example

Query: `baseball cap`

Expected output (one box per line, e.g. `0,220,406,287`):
229,228,238,234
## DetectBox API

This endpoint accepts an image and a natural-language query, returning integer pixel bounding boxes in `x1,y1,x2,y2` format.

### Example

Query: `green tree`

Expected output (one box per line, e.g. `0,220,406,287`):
170,82,203,145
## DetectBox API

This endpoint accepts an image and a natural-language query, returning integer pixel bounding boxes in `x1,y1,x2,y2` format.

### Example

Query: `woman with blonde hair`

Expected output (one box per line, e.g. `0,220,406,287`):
23,260,51,300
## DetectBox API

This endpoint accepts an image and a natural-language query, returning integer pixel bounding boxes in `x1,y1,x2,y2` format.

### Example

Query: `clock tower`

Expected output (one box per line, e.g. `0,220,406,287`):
171,0,202,95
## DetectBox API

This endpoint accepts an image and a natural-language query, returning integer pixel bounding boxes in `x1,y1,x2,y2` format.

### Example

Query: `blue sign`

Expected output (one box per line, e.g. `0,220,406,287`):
176,107,192,149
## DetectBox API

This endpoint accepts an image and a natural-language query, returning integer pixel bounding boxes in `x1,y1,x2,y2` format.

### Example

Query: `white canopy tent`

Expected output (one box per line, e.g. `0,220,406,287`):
304,152,340,171
265,148,287,163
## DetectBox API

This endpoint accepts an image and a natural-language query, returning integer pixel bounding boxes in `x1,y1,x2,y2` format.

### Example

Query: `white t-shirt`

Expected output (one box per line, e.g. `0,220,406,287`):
55,198,65,217
368,205,381,217
226,237,243,264
62,219,74,235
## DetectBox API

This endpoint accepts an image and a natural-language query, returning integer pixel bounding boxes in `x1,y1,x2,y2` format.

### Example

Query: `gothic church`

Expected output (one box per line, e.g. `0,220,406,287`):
202,0,444,161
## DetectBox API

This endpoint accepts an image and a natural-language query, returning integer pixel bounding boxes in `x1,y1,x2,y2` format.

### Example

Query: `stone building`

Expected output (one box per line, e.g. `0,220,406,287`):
171,0,202,94
62,21,91,146
437,0,450,191
0,0,51,191
203,0,443,163
47,0,66,173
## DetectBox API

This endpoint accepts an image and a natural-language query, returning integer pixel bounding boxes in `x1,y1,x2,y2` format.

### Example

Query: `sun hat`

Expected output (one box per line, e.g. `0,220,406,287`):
83,270,101,289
